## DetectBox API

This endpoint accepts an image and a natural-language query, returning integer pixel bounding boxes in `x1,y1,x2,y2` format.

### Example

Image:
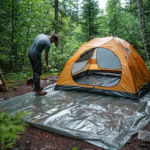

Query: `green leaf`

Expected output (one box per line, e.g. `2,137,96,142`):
72,147,77,150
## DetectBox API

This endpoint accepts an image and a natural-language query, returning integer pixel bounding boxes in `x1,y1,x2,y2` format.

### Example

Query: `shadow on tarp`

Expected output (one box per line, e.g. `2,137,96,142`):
1,84,150,150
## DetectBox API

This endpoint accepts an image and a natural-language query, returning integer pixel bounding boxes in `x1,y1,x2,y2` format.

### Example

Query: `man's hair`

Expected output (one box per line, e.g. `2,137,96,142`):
51,34,59,42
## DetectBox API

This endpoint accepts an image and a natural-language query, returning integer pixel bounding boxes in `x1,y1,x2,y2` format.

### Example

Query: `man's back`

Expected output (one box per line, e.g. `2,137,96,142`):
29,34,51,57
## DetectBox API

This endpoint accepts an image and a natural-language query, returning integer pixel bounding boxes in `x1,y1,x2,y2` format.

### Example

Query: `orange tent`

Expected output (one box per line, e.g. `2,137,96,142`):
54,37,150,99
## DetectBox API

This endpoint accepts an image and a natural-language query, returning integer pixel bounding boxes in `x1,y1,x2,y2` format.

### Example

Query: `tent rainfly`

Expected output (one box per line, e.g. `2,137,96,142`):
54,37,150,99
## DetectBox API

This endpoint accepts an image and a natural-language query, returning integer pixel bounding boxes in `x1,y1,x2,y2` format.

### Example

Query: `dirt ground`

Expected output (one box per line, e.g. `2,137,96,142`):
1,75,150,150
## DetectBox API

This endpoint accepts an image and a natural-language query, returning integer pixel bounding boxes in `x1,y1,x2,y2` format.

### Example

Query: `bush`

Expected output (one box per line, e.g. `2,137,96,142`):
42,64,50,74
145,61,150,72
0,109,28,150
5,71,33,85
41,37,81,75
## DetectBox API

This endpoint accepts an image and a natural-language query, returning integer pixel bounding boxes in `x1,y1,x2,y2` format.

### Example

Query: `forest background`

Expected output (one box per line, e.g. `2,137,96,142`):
0,0,150,86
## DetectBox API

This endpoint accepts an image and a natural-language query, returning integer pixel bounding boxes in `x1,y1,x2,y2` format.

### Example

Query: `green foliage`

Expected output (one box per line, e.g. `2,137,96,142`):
48,39,81,74
5,71,32,85
119,0,150,59
41,73,57,80
0,110,28,150
41,31,81,74
42,64,50,74
80,0,100,42
105,0,122,36
145,61,150,71
0,0,150,75
143,0,150,43
0,0,55,72
72,147,77,150
60,0,80,22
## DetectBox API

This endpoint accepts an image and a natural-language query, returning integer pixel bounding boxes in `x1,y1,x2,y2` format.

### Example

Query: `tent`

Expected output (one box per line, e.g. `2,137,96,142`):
54,37,150,99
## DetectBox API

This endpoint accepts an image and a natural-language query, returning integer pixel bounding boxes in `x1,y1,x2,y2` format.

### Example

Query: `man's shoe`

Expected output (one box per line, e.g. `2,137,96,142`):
35,91,47,95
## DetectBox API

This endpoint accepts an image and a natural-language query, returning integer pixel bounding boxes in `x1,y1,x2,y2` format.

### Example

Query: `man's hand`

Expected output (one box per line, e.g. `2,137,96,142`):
48,65,51,69
45,51,49,67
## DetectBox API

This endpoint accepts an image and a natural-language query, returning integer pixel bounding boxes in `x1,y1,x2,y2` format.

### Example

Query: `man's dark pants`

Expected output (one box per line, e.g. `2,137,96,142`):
28,53,42,92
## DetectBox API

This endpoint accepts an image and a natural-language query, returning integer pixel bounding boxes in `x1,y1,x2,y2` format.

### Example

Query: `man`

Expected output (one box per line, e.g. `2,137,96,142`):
29,34,58,95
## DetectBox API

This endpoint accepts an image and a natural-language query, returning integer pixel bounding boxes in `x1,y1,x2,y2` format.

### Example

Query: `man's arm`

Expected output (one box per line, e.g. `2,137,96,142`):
45,51,51,68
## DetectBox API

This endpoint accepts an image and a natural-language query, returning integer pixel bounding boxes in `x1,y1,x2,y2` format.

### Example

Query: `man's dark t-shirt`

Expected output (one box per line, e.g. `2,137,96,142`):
29,34,51,58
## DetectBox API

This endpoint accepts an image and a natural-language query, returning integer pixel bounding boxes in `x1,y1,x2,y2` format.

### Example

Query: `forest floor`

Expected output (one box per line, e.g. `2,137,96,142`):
1,75,150,150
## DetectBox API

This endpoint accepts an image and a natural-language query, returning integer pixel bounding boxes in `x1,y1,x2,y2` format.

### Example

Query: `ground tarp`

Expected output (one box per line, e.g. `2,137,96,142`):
74,74,120,87
1,84,150,150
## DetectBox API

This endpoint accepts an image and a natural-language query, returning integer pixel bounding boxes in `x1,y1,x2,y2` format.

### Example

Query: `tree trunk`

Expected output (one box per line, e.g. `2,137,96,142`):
10,0,14,71
137,0,150,60
88,0,91,37
55,0,58,44
0,65,8,91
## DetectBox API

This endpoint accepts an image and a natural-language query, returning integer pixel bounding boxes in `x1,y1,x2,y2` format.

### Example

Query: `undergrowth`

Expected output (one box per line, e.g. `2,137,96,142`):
4,71,57,87
0,109,28,150
5,71,33,86
41,72,58,80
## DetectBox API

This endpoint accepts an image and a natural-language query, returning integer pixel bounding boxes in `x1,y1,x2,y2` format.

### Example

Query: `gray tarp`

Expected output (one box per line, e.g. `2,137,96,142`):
1,84,150,150
74,74,120,87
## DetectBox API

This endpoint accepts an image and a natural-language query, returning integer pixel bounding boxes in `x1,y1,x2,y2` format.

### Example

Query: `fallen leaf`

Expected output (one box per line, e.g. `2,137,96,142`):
31,118,36,122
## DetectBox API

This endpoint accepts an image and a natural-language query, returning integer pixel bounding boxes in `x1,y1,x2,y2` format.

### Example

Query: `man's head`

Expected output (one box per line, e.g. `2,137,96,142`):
50,34,59,43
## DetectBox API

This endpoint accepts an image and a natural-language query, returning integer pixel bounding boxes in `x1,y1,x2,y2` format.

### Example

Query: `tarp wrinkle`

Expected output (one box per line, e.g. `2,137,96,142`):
1,84,150,150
